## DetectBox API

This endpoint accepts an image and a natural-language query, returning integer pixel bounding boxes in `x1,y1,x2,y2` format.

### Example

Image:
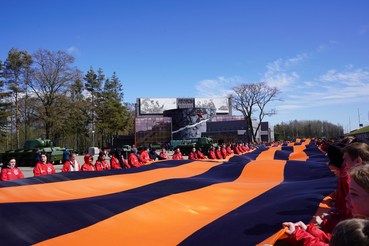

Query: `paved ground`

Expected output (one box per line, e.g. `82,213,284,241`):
7,150,183,179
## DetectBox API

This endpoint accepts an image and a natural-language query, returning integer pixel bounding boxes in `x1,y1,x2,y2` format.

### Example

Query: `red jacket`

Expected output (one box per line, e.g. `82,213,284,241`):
159,153,169,159
128,153,143,168
110,155,128,169
320,166,351,232
0,167,24,181
215,149,223,159
95,160,110,171
208,150,216,159
287,224,331,246
81,163,96,171
34,162,56,176
188,152,197,160
139,151,152,164
172,152,184,160
226,146,232,155
221,147,227,158
336,166,350,216
62,160,81,172
233,146,240,154
196,150,207,159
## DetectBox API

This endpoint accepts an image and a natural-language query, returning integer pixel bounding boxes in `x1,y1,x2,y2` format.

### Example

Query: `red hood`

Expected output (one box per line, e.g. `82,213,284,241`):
84,154,91,164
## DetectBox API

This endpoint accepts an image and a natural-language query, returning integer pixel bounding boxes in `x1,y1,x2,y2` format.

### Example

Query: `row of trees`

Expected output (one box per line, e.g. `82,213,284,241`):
274,120,344,140
0,48,134,151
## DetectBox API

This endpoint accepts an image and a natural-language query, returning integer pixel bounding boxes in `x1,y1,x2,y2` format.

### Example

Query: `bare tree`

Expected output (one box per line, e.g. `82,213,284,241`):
229,82,282,142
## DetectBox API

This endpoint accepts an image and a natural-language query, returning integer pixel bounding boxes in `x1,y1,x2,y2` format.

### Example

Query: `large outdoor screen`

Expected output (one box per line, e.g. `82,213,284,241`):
195,97,230,113
139,98,177,114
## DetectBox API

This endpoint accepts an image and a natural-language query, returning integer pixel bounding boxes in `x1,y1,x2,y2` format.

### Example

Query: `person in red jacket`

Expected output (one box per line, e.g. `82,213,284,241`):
0,157,24,181
188,148,198,160
139,146,153,165
81,154,96,171
128,149,143,168
159,148,170,159
241,144,247,153
221,145,228,159
95,152,110,171
244,144,250,151
208,146,216,159
233,144,240,154
62,152,81,172
196,148,207,159
172,148,184,160
34,152,56,176
226,143,233,155
110,148,128,169
215,146,223,159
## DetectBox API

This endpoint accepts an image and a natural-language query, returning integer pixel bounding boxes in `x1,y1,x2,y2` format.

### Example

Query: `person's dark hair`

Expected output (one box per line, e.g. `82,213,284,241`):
330,218,369,246
40,152,48,157
327,142,345,168
7,157,16,164
2,157,17,170
114,148,125,168
97,151,106,161
144,146,149,151
115,148,122,157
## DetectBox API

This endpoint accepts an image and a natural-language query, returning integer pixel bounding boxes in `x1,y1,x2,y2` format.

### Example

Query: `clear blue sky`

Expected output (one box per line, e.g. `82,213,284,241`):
2,1,369,133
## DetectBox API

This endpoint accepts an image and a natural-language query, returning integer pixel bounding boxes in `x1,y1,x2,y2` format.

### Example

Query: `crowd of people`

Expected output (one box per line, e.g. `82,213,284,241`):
0,141,268,180
272,136,369,246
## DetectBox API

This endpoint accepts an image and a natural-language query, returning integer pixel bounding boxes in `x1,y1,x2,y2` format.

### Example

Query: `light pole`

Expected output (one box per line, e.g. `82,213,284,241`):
92,130,95,147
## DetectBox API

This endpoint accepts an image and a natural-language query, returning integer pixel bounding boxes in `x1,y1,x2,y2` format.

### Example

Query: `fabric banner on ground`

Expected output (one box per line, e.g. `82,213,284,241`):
0,140,336,246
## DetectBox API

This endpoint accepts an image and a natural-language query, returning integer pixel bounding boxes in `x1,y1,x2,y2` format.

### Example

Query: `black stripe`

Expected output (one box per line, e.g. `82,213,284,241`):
0,159,250,245
178,159,336,246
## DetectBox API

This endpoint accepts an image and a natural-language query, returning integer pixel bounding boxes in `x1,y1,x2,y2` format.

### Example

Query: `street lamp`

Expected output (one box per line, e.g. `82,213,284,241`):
92,130,95,147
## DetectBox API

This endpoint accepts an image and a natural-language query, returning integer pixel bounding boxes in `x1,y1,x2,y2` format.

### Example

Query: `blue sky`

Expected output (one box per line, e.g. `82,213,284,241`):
2,1,369,133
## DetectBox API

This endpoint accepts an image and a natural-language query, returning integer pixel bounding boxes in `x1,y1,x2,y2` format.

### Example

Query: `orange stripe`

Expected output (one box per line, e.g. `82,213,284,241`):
0,161,223,203
256,228,288,246
289,146,308,161
256,147,279,160
35,159,286,246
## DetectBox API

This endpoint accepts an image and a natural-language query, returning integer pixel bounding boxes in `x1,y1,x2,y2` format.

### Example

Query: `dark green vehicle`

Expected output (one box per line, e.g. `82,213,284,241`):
1,138,65,166
174,137,218,156
108,145,132,159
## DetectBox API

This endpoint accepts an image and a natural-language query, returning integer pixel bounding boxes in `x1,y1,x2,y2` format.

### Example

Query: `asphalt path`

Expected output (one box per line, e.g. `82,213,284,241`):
5,151,182,179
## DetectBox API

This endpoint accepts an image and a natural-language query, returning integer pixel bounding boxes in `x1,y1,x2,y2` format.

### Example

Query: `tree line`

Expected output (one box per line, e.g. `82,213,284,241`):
0,48,134,151
274,119,344,141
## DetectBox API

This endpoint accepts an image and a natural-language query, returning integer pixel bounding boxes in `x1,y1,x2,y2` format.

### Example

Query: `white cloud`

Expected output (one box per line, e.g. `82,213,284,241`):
67,46,81,56
277,104,307,110
319,68,369,86
195,76,241,97
262,54,306,90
